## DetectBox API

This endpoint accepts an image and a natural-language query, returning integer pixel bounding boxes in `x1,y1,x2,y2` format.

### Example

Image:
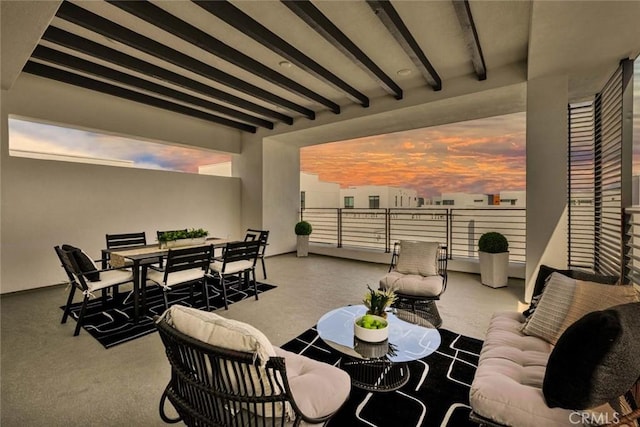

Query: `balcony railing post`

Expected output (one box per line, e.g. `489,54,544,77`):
386,208,390,253
337,208,342,248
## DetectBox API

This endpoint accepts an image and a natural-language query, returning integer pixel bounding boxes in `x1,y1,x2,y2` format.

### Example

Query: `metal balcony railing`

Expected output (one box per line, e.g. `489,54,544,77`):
300,207,526,263
623,207,640,288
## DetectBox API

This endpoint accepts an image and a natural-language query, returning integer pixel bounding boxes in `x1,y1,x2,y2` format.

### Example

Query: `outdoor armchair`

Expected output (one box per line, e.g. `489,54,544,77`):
379,240,448,327
155,305,350,427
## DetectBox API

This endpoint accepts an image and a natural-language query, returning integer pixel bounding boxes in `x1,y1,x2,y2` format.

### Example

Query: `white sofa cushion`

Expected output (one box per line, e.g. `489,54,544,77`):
379,271,443,297
470,312,576,427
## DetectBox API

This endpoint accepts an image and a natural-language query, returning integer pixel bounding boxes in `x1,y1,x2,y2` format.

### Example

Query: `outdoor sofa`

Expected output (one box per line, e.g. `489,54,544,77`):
469,265,640,427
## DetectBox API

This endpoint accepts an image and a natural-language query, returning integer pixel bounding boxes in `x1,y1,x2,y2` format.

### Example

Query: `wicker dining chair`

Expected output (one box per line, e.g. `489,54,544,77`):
155,310,350,427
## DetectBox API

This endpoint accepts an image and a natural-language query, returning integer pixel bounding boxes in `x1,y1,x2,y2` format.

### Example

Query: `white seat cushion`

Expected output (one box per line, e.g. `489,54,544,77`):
379,271,443,297
147,268,205,288
210,259,254,275
274,347,350,420
470,312,575,427
395,241,439,276
86,269,133,292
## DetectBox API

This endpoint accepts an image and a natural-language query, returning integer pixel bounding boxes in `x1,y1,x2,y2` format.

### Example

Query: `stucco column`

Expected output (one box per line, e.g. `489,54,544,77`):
525,74,569,302
239,133,300,255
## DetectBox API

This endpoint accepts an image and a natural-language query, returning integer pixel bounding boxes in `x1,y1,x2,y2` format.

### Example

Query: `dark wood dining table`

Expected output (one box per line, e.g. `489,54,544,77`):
101,238,232,322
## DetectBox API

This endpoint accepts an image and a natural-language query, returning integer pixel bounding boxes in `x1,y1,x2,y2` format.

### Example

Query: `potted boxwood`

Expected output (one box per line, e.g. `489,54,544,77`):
295,221,312,257
478,231,509,288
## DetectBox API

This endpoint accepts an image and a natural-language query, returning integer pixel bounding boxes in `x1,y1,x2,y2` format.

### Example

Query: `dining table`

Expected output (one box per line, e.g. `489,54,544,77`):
101,237,233,323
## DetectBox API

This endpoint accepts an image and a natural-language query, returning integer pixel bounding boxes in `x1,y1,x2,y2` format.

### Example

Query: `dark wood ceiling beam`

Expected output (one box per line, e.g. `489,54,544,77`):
366,0,442,91
32,45,274,129
55,1,315,119
108,1,339,114
42,27,292,125
194,0,368,108
23,61,256,133
282,0,402,100
452,0,487,81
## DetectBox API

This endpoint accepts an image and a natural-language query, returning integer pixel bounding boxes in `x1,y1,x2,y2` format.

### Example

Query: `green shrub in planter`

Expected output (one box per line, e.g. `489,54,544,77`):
295,221,313,236
478,232,509,253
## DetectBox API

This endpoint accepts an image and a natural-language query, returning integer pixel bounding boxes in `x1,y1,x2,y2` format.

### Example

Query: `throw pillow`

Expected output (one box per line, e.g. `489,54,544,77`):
522,273,638,344
395,240,439,276
543,302,640,409
62,244,100,282
523,265,618,318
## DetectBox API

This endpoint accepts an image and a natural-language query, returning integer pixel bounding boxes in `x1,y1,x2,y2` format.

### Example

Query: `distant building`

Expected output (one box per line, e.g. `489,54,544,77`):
340,185,418,209
436,192,487,207
300,172,341,208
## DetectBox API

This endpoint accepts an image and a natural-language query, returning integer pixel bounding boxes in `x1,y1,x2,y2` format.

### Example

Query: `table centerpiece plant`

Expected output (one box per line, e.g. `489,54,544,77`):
363,285,397,318
158,228,209,249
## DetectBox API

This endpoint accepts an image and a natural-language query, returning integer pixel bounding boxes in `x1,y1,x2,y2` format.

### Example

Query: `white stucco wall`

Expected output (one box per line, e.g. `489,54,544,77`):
1,75,244,293
525,74,569,302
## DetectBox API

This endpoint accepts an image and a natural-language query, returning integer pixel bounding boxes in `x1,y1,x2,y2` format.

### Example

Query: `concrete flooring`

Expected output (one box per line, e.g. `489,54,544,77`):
0,253,525,426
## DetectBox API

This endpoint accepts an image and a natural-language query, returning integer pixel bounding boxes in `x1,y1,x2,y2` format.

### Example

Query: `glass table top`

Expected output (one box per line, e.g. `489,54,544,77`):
316,305,441,362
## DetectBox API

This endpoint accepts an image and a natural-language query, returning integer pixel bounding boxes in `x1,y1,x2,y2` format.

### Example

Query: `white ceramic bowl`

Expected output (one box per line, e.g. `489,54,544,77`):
354,314,389,343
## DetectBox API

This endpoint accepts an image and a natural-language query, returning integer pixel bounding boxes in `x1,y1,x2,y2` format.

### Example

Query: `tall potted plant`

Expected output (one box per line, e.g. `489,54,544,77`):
295,221,312,257
478,232,509,288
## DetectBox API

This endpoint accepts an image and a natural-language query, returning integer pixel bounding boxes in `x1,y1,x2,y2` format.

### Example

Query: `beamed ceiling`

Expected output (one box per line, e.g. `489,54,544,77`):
21,0,531,134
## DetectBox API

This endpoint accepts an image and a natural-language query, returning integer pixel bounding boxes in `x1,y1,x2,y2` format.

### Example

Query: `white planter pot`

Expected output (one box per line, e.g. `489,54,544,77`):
160,237,207,249
296,235,309,257
479,251,509,288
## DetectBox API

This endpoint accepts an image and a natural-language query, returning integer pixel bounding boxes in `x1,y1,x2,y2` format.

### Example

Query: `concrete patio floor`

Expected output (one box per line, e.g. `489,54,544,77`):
0,253,524,426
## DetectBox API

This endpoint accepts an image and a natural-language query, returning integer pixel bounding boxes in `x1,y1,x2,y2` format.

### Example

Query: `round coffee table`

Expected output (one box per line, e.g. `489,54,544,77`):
317,305,441,392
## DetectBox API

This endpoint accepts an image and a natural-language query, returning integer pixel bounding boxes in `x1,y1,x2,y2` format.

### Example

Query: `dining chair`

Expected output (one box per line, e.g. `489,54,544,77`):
208,240,261,310
104,231,149,267
244,229,270,279
55,245,135,336
146,245,214,311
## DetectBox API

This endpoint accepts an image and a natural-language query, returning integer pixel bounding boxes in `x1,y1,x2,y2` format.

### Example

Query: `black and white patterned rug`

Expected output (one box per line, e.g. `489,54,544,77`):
60,278,276,348
281,326,483,427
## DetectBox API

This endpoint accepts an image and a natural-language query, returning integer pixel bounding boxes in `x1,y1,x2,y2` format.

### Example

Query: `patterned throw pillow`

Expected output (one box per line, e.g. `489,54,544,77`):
521,272,639,344
395,241,439,276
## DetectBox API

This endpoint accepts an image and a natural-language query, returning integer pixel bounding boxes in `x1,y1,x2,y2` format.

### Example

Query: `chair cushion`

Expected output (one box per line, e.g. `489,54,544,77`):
86,269,133,292
210,259,254,275
521,272,638,344
274,347,350,420
147,268,205,288
379,271,443,297
62,244,100,282
161,305,275,365
395,241,439,276
543,302,640,409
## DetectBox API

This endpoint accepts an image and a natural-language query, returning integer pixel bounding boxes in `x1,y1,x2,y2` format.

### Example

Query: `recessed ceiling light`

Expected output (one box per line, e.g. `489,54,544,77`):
397,69,412,76
279,61,292,68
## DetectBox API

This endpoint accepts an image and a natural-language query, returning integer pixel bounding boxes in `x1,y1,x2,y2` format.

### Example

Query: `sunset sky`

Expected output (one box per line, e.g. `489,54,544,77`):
301,112,527,199
8,60,640,198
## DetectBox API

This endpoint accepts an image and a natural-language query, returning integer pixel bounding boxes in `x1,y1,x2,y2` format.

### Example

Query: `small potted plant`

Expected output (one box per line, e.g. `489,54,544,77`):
363,285,397,318
478,231,509,288
295,221,312,257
